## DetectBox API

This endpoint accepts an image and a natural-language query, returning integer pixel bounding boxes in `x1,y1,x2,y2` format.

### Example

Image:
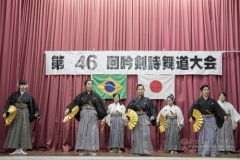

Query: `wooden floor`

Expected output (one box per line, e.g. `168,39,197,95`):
0,151,240,159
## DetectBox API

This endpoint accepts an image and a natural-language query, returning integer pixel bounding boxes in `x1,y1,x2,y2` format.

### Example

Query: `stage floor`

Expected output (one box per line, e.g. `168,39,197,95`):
0,151,240,159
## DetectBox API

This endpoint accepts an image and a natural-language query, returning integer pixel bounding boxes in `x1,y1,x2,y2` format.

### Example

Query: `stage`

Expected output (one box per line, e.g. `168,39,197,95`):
0,151,240,160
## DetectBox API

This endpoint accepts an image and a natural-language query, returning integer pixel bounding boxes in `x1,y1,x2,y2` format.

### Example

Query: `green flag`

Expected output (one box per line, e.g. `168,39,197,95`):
92,74,127,99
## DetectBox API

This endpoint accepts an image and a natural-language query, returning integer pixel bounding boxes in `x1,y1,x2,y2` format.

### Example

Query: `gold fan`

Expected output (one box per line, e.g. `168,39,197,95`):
159,114,167,133
62,106,80,122
126,109,138,130
192,109,203,132
6,105,17,126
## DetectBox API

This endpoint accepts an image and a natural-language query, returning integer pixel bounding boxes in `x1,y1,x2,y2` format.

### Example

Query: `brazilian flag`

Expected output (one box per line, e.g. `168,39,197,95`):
92,75,127,99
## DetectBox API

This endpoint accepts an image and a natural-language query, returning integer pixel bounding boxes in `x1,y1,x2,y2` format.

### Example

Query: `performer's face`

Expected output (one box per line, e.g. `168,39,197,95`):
113,95,120,103
19,84,27,91
201,87,210,97
137,86,144,96
219,94,226,102
85,81,93,91
167,98,173,106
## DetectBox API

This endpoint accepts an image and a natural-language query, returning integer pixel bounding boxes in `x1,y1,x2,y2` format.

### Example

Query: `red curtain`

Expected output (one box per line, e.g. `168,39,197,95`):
0,0,240,152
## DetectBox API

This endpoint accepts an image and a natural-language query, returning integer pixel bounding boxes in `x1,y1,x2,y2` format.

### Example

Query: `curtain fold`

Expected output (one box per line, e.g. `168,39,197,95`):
0,0,240,152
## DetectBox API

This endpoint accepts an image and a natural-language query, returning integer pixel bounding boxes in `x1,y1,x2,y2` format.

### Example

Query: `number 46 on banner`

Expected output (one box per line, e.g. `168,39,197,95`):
75,55,97,70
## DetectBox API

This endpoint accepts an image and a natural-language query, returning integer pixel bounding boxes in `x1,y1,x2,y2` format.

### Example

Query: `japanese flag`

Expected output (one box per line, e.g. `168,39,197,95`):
138,74,175,99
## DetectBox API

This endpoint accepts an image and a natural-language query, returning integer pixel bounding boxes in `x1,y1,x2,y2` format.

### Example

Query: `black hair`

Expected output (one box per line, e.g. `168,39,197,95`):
113,93,122,105
219,92,227,97
18,80,27,85
113,93,121,99
136,84,145,90
167,94,175,104
200,84,209,91
84,79,93,86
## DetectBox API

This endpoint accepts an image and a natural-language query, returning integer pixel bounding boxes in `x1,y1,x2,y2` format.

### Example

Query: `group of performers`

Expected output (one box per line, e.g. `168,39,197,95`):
2,80,240,156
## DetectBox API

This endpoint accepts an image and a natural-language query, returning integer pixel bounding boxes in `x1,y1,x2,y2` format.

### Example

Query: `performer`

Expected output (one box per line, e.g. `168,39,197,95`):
65,79,107,156
2,80,40,155
125,84,157,155
217,92,240,153
157,94,184,154
188,84,227,156
105,93,126,153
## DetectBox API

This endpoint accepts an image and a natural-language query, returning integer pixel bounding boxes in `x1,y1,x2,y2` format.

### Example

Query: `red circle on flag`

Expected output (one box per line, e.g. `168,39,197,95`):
150,80,162,93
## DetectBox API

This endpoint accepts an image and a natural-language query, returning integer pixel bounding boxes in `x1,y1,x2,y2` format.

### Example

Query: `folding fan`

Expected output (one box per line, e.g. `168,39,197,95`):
192,109,203,132
126,109,138,130
5,105,17,126
62,105,79,122
100,118,106,134
100,114,110,134
159,114,167,133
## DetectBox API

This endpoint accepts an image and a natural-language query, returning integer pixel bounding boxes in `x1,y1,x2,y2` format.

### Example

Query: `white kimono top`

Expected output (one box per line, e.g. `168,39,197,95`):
218,100,240,130
157,105,184,129
104,102,126,126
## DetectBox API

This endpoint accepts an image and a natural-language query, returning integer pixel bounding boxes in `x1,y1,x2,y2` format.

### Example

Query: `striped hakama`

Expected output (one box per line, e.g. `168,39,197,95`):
4,105,32,149
217,115,235,152
109,115,124,149
131,112,153,155
198,115,219,156
75,106,99,151
164,116,181,151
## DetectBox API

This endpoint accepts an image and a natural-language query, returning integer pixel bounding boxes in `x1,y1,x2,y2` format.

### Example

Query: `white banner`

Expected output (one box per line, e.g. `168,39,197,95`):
45,51,222,75
138,74,175,99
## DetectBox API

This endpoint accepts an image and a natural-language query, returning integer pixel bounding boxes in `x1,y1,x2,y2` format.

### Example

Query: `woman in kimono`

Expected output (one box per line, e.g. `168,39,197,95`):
217,92,240,153
107,93,126,153
2,80,40,155
188,84,227,156
125,84,157,155
157,94,184,154
65,79,107,156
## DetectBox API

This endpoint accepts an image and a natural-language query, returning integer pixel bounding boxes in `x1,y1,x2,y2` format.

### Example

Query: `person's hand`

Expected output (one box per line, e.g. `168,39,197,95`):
150,116,155,121
2,113,6,119
65,108,69,116
189,117,193,123
34,113,40,118
122,115,129,123
224,116,228,120
101,119,106,125
179,124,184,129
